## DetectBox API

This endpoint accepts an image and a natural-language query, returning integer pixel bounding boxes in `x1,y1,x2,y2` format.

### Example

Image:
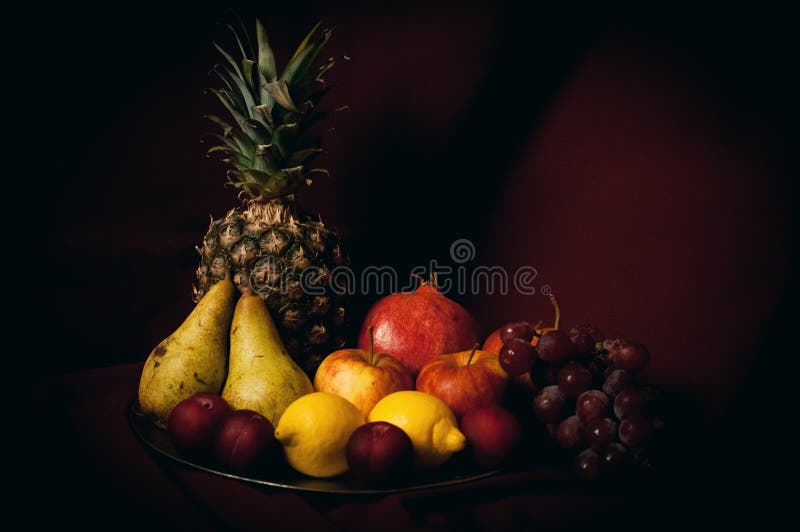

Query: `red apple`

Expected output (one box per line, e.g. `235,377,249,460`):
415,347,508,419
314,329,414,418
460,406,522,469
167,392,232,454
358,279,479,374
215,410,275,474
346,422,414,484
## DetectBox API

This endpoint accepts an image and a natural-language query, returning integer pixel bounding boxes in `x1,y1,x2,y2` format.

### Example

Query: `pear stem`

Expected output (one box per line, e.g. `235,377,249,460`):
368,326,375,365
467,343,480,365
549,294,561,330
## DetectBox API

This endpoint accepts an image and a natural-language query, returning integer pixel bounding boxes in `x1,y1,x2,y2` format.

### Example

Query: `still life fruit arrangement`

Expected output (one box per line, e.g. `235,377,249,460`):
136,18,667,487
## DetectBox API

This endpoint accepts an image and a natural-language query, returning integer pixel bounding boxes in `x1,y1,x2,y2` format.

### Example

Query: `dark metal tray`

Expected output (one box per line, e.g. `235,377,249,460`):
129,400,502,495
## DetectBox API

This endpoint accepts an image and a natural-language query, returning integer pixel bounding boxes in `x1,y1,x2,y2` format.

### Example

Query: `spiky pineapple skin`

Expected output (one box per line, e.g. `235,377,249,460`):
195,199,347,374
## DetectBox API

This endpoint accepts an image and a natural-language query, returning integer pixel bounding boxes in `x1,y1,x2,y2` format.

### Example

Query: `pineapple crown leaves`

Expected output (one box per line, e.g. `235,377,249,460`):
208,18,336,200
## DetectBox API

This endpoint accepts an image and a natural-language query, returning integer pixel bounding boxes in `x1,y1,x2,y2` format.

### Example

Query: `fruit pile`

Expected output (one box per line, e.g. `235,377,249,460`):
143,274,665,485
135,16,668,488
486,297,664,480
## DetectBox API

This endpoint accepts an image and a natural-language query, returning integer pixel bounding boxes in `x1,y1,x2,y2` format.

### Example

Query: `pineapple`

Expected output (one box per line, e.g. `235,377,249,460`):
194,19,347,374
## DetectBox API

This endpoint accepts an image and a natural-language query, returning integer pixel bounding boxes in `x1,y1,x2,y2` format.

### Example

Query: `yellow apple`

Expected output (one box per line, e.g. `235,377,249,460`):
314,337,414,418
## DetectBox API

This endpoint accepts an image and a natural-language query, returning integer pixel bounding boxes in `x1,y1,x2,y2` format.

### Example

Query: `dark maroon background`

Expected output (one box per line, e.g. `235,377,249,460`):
27,0,791,527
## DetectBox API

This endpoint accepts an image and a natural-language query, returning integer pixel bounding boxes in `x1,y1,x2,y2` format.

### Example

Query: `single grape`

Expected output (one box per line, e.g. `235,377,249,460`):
603,369,634,397
537,330,576,363
614,388,649,420
600,442,629,473
619,416,654,449
607,339,650,372
576,390,611,424
532,385,567,424
557,361,593,398
567,324,598,355
585,417,618,450
554,415,585,450
499,338,537,376
575,449,601,480
499,321,535,343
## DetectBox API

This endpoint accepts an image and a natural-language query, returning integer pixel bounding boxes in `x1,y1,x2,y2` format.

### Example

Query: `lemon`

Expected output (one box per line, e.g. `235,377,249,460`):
274,392,365,478
368,391,466,470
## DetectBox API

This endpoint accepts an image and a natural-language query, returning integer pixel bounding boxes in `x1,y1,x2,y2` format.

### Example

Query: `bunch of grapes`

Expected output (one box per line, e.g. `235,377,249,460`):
498,321,663,480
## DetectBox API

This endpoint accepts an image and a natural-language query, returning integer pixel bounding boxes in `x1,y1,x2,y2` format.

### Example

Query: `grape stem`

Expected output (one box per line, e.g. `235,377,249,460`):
549,294,561,330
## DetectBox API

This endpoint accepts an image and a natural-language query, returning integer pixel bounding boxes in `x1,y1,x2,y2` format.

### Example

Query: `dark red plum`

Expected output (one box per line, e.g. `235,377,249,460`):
346,422,414,484
168,393,232,454
215,410,275,474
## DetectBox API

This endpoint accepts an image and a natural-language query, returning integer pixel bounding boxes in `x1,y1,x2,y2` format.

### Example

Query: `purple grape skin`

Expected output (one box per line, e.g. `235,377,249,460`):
499,338,537,376
537,330,575,363
557,362,593,398
607,340,650,372
532,385,567,424
585,417,618,450
499,321,535,343
575,449,601,480
603,369,634,397
600,442,629,472
567,324,599,355
614,388,649,420
576,390,611,424
619,416,654,449
554,415,585,450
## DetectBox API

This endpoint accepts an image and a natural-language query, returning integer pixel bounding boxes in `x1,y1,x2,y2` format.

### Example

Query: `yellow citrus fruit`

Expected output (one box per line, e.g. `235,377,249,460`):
274,392,365,478
367,390,466,469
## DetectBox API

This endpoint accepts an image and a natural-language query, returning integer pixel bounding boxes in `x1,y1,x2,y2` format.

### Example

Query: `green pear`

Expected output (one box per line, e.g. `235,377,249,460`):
138,278,236,428
222,292,314,426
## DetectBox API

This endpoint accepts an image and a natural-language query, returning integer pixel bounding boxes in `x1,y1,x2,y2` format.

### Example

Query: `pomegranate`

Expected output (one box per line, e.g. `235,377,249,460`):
357,278,479,374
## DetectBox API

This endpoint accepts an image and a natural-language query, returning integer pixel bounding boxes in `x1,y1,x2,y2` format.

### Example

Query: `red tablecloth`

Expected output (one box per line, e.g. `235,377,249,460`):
31,362,705,530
